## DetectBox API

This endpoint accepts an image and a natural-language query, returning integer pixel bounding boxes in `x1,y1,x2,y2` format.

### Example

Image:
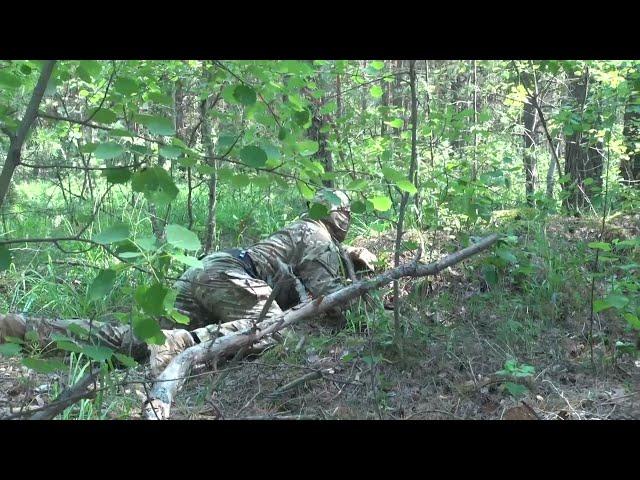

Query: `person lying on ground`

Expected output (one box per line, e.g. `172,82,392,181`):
0,189,377,375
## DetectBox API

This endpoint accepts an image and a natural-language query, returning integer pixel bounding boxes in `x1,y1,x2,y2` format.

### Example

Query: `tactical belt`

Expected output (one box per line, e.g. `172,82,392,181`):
223,248,259,279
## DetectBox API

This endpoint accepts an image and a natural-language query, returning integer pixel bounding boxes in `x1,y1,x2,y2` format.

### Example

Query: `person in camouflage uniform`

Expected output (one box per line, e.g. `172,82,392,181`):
0,190,376,374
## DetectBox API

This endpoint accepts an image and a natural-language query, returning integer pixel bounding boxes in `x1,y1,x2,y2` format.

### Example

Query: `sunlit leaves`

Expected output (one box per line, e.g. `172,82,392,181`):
588,242,611,252
384,118,403,129
171,311,191,325
298,140,319,156
297,181,315,200
370,85,383,98
166,224,201,251
369,196,392,211
395,179,417,194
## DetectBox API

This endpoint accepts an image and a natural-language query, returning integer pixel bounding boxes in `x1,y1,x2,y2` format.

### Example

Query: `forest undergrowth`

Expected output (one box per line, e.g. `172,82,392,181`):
2,182,637,419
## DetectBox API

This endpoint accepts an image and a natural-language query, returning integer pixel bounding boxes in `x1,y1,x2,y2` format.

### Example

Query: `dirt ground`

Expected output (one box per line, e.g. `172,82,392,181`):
1,214,639,420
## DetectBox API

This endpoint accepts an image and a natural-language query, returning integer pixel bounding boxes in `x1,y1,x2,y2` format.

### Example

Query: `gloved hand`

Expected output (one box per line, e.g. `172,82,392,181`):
343,246,377,273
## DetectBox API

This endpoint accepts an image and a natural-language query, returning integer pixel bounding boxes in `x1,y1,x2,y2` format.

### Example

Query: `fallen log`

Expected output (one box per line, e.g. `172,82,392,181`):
144,233,499,420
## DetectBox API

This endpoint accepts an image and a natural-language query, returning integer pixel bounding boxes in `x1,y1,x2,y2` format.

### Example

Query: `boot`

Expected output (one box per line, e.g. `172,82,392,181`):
148,329,196,376
0,313,27,343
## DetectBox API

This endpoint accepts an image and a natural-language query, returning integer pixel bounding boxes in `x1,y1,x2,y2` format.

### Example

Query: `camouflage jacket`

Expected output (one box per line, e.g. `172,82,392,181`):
247,217,345,309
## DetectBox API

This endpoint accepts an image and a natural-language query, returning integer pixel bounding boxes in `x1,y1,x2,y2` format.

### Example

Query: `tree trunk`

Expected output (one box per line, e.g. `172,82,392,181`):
392,60,404,111
0,61,56,210
472,60,478,181
546,141,560,199
201,97,218,253
392,60,419,350
522,72,538,206
564,67,603,212
622,76,640,185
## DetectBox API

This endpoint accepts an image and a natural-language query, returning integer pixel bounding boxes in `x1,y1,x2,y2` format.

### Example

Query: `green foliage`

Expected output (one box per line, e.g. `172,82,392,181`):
3,59,640,417
93,224,130,244
22,357,67,374
94,142,124,160
497,359,535,378
0,246,11,271
0,343,21,356
88,269,116,300
102,168,132,184
308,203,329,220
369,196,392,212
233,85,257,106
239,146,268,168
131,167,179,206
496,359,535,398
166,224,201,251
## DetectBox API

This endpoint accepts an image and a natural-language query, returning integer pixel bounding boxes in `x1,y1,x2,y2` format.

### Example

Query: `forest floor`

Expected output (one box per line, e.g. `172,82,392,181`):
1,213,639,420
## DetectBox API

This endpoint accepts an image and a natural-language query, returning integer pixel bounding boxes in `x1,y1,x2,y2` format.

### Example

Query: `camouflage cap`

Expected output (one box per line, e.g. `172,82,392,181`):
309,189,351,242
312,189,350,211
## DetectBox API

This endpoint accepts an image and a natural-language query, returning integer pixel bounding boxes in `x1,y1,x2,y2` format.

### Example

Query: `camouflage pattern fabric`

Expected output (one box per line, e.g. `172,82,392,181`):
0,313,150,362
173,251,283,330
0,191,356,371
247,218,346,303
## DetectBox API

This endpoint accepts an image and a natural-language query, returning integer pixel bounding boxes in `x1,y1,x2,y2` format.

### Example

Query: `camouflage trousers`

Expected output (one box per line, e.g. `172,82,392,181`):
0,311,282,374
0,252,287,369
173,251,284,330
